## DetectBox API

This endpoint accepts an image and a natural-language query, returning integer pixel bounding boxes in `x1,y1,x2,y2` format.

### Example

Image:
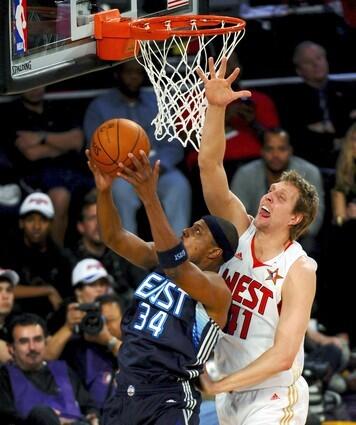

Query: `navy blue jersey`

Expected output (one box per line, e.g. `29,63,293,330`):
118,271,220,384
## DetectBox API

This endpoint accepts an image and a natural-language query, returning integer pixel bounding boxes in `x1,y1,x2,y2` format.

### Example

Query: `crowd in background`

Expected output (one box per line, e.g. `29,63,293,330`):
0,3,355,424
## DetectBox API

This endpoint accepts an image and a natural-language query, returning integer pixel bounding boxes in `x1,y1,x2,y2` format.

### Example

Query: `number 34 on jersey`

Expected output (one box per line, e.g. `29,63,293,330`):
133,272,189,338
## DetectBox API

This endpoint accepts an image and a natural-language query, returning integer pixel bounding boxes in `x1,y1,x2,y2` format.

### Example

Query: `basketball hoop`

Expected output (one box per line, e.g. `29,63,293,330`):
94,10,246,151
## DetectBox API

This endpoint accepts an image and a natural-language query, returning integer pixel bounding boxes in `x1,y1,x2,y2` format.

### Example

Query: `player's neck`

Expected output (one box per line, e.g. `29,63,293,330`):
197,257,220,273
253,231,291,262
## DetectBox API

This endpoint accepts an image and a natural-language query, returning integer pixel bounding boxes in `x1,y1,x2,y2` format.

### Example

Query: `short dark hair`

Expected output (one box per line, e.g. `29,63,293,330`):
262,127,290,146
7,313,47,343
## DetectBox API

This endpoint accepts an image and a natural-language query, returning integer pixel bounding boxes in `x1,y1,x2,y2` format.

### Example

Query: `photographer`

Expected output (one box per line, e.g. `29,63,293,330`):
46,260,122,408
60,295,122,410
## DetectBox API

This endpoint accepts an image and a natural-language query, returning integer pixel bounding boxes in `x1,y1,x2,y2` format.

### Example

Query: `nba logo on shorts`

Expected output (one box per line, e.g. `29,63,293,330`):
13,0,28,54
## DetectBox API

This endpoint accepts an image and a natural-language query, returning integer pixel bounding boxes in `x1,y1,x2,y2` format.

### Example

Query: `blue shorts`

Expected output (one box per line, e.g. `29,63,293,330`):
102,377,201,425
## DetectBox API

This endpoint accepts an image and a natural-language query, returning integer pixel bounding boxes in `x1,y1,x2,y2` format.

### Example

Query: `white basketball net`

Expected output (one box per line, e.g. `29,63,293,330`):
134,21,245,151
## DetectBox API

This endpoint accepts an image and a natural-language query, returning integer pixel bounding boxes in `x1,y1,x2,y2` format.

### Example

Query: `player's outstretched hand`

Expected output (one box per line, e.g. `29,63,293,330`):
85,148,114,192
196,56,251,107
117,150,160,202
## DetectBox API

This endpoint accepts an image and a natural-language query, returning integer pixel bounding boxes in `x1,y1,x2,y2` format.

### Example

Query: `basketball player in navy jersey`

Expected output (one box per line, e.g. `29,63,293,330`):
86,150,239,425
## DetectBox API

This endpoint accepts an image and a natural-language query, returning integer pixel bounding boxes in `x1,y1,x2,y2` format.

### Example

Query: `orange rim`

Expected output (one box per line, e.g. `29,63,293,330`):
130,14,246,40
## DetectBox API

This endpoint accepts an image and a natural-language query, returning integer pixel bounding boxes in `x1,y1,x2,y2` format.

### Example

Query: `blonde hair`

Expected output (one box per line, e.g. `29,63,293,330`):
280,170,319,240
335,123,356,192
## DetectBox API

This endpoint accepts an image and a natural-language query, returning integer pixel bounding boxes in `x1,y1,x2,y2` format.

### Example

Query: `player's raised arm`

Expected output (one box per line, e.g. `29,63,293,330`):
118,152,235,328
197,57,252,235
86,149,158,270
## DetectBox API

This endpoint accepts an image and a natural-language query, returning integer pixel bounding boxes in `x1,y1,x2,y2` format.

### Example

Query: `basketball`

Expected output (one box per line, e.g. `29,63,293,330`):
90,118,150,177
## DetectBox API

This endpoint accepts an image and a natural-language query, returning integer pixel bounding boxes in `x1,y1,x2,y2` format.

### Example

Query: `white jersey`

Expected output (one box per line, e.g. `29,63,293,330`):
215,222,317,391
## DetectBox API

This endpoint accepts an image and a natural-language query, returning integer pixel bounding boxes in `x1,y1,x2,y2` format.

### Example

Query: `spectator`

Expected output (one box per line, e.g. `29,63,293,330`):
0,269,19,364
0,192,73,319
0,313,99,425
72,258,113,304
3,86,91,245
70,189,146,304
332,122,356,226
48,294,122,410
321,123,356,346
83,59,191,236
230,128,325,255
46,258,118,361
46,263,122,409
281,41,356,169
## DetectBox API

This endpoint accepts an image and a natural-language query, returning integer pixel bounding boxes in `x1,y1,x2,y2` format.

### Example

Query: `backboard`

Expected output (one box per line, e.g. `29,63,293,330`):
0,0,208,94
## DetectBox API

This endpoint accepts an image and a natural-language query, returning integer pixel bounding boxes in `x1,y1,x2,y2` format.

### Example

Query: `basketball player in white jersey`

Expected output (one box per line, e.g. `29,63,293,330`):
196,57,319,424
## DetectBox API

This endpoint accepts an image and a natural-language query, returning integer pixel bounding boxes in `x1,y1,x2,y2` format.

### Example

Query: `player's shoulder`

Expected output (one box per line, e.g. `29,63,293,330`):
203,270,231,296
289,254,317,278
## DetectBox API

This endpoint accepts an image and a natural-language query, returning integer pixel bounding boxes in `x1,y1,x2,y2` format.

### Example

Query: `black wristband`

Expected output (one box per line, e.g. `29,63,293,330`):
157,242,188,269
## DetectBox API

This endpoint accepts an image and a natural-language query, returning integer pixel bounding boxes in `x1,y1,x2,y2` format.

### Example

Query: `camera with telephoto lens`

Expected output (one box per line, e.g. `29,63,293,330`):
77,302,104,335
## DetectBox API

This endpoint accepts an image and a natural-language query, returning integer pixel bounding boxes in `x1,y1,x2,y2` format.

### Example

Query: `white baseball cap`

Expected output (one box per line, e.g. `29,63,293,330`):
72,258,113,287
0,268,20,286
19,192,55,219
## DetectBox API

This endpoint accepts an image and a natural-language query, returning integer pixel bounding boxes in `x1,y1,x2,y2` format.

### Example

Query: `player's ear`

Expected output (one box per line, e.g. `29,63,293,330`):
289,213,303,226
207,247,222,260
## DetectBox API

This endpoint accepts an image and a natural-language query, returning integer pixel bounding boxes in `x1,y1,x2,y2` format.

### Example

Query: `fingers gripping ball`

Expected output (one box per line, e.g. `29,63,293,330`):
90,118,151,177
